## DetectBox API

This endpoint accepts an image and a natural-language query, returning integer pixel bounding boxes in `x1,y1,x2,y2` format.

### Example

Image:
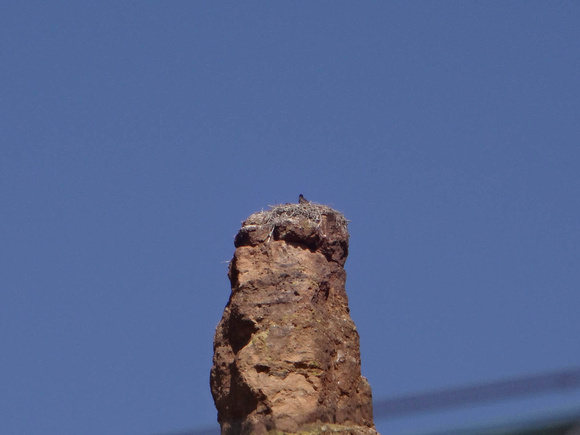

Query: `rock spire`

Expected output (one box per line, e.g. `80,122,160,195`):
210,201,377,434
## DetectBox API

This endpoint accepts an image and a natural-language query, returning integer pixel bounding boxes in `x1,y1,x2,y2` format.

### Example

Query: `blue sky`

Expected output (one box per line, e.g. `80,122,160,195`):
1,2,579,434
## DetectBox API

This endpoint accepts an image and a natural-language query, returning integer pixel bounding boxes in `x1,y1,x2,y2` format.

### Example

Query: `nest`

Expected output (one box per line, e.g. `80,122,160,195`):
243,202,349,232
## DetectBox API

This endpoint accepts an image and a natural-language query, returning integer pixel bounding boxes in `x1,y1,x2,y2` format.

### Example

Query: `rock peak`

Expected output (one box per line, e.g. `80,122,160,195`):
211,202,377,434
234,202,350,266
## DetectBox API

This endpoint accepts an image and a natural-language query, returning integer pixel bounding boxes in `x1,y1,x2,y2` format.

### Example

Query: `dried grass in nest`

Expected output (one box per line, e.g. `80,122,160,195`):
244,202,349,233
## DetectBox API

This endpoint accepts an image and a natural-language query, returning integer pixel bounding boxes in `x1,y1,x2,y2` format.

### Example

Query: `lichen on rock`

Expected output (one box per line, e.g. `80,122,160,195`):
210,201,377,435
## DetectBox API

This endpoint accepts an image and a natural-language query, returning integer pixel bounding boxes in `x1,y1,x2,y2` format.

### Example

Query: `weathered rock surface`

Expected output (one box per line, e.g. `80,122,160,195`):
210,202,377,434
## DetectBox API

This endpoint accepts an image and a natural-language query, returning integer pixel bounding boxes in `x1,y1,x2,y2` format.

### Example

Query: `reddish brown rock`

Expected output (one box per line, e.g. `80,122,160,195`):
210,202,377,434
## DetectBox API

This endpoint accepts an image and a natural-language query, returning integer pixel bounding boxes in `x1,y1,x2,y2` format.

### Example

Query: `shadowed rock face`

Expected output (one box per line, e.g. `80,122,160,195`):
210,203,377,435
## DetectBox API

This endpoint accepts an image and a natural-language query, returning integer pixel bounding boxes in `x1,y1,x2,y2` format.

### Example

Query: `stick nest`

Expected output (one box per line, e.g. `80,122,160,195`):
243,202,349,232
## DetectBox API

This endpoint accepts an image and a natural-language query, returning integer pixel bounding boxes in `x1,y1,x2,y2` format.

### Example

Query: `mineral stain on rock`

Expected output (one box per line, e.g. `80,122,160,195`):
210,200,377,434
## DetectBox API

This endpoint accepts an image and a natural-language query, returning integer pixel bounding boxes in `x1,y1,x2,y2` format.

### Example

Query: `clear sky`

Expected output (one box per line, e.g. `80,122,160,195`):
1,3,579,434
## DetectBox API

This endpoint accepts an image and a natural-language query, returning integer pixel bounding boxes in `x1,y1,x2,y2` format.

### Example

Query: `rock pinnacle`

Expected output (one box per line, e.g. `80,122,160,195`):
210,202,377,434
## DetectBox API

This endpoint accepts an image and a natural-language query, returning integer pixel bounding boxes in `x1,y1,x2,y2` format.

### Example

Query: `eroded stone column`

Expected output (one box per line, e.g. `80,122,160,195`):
210,201,377,434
